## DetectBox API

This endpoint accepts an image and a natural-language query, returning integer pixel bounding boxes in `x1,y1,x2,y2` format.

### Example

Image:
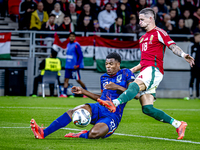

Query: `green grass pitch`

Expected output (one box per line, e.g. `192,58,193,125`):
0,96,200,150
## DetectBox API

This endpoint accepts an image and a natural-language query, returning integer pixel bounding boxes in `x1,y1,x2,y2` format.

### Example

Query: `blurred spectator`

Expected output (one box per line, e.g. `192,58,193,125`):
67,3,79,26
165,0,172,8
128,0,137,14
180,0,197,15
188,32,200,99
58,0,70,15
30,2,49,30
153,0,169,16
119,0,132,15
51,3,65,26
193,7,200,30
93,19,107,33
125,14,142,40
76,0,83,14
89,0,101,14
109,17,125,33
58,15,76,32
171,18,191,41
193,21,200,33
19,0,37,30
67,0,76,3
77,16,93,36
41,14,58,53
109,17,125,40
157,14,173,33
116,3,132,25
152,5,163,27
98,3,117,31
41,14,58,32
96,0,109,9
136,0,148,14
171,0,181,16
78,3,97,26
183,9,194,31
169,9,179,28
42,0,56,15
110,0,119,12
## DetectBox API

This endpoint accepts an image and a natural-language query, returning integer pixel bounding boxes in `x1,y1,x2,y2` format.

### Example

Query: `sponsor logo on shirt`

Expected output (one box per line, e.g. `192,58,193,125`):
139,38,144,43
144,37,148,41
66,55,73,59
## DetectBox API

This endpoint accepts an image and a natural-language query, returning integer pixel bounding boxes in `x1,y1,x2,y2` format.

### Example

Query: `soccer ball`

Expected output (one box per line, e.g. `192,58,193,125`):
72,108,91,127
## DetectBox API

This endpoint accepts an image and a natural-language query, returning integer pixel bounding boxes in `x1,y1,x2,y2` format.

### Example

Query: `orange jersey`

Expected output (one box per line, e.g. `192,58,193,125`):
139,27,175,74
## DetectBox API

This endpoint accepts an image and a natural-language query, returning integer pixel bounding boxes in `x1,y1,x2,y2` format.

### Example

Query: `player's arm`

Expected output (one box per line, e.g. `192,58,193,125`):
130,63,141,73
104,82,126,92
71,86,101,101
74,44,83,69
169,44,195,67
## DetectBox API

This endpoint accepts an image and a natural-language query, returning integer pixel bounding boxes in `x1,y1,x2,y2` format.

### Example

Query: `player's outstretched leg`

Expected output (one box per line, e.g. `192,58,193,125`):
43,112,72,138
142,105,188,139
97,82,140,112
30,119,44,139
176,121,188,140
64,130,88,138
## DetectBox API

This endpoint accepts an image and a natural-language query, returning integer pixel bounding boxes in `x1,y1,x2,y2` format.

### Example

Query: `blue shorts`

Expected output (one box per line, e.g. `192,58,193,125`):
87,103,120,138
65,69,81,80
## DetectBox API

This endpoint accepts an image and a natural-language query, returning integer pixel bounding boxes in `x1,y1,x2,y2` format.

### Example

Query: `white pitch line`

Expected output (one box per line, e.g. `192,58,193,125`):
0,106,72,110
0,106,200,111
125,108,200,111
61,128,200,145
1,127,198,145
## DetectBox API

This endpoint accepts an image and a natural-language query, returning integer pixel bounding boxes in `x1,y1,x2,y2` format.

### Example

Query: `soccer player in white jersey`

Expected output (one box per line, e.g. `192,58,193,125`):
97,8,195,140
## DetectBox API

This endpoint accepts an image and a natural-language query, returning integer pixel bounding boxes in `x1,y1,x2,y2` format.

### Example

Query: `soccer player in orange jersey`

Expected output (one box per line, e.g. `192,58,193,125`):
97,8,195,140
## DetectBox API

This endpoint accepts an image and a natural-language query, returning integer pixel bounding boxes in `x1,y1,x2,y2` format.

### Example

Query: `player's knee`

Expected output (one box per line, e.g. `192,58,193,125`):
88,129,102,139
66,109,73,118
142,105,154,115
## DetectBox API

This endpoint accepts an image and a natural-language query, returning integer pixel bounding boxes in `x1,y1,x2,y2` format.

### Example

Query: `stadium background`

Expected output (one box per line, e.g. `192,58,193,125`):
0,1,200,149
0,0,198,98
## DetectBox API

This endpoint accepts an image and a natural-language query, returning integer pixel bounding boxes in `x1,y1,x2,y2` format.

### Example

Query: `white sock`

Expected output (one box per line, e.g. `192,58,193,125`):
112,99,120,107
172,119,181,128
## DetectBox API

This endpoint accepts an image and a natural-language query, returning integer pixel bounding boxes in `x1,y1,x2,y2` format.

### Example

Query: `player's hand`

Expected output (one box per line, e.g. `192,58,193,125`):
105,82,119,90
71,86,83,94
74,65,78,69
130,67,137,73
184,54,195,67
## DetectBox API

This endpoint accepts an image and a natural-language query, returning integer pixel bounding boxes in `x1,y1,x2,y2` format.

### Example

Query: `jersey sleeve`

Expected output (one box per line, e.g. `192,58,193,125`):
125,69,135,84
157,30,176,47
75,43,83,66
100,76,103,91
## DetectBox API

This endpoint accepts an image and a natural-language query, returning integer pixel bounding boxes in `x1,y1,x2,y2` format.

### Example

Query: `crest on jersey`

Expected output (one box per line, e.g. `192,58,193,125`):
149,35,154,44
116,74,122,83
103,81,109,88
139,38,144,43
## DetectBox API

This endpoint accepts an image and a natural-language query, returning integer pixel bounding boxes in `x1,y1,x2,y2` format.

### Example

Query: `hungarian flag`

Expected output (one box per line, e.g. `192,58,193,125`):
52,34,94,68
0,33,11,60
95,36,140,72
